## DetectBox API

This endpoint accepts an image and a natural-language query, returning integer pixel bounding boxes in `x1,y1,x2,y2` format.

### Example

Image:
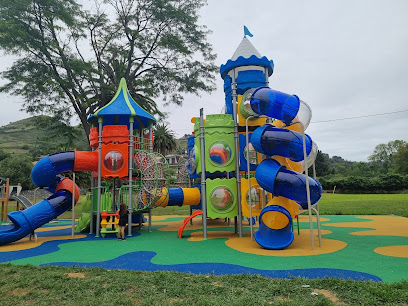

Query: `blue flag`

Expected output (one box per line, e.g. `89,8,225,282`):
244,26,253,37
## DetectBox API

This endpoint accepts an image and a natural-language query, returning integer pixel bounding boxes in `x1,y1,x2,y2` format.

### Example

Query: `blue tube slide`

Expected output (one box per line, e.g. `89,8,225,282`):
254,205,294,250
250,87,300,124
255,159,322,208
251,124,313,162
0,151,78,246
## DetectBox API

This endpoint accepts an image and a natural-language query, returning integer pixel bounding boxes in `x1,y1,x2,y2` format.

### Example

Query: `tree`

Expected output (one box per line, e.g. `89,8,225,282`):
0,0,217,141
153,123,177,156
312,150,332,176
330,155,352,165
0,154,34,189
393,143,408,174
33,116,89,152
0,149,10,162
368,140,407,172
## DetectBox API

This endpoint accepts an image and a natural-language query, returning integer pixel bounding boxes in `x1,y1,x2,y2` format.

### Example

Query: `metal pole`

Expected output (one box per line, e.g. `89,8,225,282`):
312,161,322,246
90,176,94,234
148,209,152,232
264,67,269,87
246,116,253,240
128,119,134,236
231,69,243,238
148,121,153,232
33,187,40,204
96,119,103,237
301,124,314,250
199,108,207,239
245,115,267,240
71,172,75,238
112,178,116,210
188,176,193,225
149,122,153,153
313,162,318,213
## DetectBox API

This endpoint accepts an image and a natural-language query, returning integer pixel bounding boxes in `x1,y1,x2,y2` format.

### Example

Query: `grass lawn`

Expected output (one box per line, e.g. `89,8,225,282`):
153,193,408,217
0,264,407,305
3,193,407,219
317,193,408,217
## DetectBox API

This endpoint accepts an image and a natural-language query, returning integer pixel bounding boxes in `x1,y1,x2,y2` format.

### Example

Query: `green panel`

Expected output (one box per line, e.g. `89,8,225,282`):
92,187,112,212
92,188,98,211
194,117,202,174
204,114,235,173
100,227,119,238
206,177,238,219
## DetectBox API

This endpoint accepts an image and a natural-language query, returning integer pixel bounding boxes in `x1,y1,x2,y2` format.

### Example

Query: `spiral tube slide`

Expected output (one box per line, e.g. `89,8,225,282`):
0,151,97,246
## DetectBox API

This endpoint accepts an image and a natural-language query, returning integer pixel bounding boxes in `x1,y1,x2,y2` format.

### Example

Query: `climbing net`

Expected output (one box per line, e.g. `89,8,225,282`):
130,150,169,212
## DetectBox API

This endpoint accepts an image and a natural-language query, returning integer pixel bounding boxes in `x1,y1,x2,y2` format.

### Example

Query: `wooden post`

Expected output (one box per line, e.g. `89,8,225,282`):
0,178,10,222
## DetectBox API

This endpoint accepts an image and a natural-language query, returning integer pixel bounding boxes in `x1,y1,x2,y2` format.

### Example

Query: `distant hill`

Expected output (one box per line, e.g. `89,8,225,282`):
0,116,191,158
0,116,89,157
175,134,192,155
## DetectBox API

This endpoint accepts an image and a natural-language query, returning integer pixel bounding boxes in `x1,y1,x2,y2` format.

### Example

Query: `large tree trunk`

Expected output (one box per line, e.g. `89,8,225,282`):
78,111,91,144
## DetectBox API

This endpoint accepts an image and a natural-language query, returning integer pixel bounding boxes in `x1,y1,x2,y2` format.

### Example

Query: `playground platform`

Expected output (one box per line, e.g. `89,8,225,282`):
0,214,407,283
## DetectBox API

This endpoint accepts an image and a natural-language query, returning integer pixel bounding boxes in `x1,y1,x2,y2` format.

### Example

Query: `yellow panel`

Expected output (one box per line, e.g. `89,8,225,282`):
241,177,264,218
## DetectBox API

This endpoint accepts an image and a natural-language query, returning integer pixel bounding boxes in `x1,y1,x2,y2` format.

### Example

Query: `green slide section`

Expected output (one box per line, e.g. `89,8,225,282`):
75,193,91,233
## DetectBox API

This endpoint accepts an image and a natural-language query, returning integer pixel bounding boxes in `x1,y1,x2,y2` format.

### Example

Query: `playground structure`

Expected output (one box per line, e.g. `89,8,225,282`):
184,34,323,249
0,177,31,222
0,78,201,246
0,31,322,250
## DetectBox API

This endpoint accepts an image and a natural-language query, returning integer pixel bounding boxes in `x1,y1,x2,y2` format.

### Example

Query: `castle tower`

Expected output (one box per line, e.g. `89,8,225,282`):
220,36,274,115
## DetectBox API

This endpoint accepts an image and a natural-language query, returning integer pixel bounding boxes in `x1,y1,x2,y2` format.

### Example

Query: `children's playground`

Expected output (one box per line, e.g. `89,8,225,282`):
1,34,407,284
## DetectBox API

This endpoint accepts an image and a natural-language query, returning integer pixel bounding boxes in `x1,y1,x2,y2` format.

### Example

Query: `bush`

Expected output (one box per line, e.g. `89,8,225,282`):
0,154,34,189
318,174,408,193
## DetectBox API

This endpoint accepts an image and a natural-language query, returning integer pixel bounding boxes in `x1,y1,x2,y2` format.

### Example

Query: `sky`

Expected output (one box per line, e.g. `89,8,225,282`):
1,0,407,162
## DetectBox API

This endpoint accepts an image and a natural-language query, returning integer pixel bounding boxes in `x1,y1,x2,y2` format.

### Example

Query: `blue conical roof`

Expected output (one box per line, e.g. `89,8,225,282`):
87,78,156,129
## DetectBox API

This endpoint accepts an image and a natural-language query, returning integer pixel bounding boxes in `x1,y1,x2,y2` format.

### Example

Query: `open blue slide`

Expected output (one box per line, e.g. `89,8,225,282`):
0,152,80,246
254,205,294,250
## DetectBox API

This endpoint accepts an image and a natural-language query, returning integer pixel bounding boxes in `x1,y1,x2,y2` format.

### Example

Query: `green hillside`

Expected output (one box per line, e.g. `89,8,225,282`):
175,134,192,155
0,116,89,157
0,116,189,157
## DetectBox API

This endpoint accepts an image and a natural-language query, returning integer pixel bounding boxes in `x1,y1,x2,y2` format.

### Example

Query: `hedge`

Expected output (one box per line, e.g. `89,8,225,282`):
318,174,408,193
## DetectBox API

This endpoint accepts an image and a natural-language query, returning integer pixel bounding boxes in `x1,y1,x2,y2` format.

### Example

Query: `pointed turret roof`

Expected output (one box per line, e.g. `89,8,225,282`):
220,37,274,79
231,37,262,60
87,78,156,129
